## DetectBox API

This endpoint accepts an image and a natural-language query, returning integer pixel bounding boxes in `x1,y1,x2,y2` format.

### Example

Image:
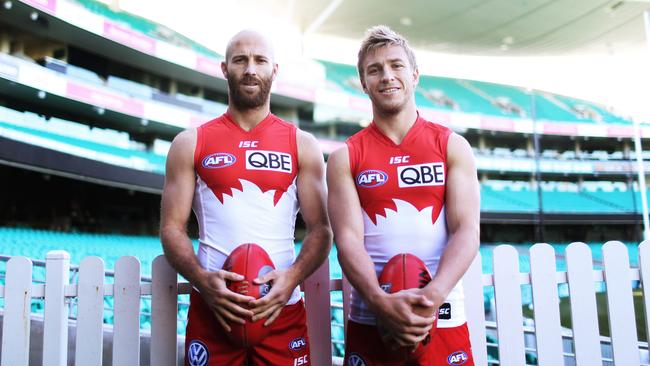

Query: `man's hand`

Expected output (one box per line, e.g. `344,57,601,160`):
373,289,437,348
197,269,256,332
249,268,300,326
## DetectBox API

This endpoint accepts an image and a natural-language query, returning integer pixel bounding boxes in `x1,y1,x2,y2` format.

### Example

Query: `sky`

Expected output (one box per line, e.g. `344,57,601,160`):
111,0,650,122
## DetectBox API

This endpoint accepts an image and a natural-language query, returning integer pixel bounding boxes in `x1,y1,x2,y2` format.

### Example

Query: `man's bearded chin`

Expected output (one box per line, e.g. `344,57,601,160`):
371,95,403,116
228,75,272,110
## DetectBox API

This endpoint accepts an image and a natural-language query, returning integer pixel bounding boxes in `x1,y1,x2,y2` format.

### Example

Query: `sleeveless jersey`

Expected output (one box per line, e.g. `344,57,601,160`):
192,112,300,305
346,115,465,327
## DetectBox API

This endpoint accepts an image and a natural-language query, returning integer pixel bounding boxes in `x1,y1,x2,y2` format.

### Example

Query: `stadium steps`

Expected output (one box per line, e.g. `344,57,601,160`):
455,79,508,116
417,76,500,115
71,0,220,58
464,80,530,117
481,185,537,212
580,190,635,213
0,120,165,173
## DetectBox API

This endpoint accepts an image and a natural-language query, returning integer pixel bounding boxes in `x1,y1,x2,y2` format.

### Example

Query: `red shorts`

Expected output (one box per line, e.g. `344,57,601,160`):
343,320,474,366
184,290,310,366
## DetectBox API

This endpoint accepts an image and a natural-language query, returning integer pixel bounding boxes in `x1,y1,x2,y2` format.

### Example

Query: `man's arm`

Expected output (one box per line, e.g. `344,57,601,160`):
327,147,434,347
160,129,254,331
251,130,333,325
423,133,480,306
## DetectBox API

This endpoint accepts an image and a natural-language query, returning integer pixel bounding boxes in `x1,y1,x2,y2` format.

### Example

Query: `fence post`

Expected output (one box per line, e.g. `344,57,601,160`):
639,240,650,351
42,250,70,366
151,255,178,366
341,274,352,334
602,241,640,365
529,243,563,366
566,242,601,366
304,258,332,366
75,256,105,365
1,256,33,366
462,252,487,366
493,245,526,366
113,256,141,365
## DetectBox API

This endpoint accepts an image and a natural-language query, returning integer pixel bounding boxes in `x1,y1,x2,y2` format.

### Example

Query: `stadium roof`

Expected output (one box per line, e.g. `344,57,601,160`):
289,0,650,56
112,0,650,120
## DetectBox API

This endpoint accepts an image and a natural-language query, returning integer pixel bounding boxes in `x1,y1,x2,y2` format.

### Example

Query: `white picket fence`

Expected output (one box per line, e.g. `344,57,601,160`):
0,241,649,365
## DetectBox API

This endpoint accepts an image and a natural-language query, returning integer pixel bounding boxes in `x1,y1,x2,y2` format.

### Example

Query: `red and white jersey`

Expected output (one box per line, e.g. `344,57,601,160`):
192,113,300,305
347,115,465,327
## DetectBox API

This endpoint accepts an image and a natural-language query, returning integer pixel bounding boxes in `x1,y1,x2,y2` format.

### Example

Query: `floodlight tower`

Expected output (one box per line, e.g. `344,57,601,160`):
637,10,650,241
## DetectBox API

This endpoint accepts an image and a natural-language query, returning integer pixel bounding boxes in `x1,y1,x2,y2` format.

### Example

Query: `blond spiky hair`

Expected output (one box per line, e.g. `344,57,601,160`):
357,25,417,82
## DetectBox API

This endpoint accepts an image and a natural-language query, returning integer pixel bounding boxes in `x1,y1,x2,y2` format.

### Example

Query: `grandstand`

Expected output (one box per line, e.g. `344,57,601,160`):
2,0,650,363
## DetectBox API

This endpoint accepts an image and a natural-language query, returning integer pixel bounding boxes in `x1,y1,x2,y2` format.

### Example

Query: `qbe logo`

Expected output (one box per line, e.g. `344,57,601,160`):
187,340,209,366
246,150,292,173
397,162,445,188
447,350,468,365
202,153,236,169
356,170,388,188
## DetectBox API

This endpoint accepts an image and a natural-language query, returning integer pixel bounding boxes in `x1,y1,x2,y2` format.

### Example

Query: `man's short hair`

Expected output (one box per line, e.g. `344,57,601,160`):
357,25,417,82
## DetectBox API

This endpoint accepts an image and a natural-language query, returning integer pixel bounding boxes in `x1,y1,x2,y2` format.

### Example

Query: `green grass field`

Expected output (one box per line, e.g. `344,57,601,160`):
522,291,647,342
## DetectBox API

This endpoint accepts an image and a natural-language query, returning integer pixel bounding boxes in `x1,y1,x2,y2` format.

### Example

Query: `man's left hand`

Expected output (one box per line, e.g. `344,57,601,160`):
249,268,300,326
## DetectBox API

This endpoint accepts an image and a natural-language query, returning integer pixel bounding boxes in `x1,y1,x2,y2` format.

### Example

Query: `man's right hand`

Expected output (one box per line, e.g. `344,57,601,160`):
196,269,256,332
372,289,437,348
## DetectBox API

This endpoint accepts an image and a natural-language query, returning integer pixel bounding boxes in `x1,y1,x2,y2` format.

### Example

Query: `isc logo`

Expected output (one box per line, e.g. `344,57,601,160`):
202,153,236,169
438,302,451,319
239,140,258,148
447,351,468,365
389,155,410,164
246,150,292,173
293,355,308,365
397,162,445,188
356,170,388,188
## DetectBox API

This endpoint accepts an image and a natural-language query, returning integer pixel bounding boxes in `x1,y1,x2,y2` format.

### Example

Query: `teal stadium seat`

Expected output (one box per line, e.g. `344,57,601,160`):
416,76,503,116
316,59,633,126
70,0,222,58
318,60,366,97
0,108,165,173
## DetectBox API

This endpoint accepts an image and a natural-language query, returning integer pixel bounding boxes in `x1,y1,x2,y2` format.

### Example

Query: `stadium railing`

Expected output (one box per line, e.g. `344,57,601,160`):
1,242,650,365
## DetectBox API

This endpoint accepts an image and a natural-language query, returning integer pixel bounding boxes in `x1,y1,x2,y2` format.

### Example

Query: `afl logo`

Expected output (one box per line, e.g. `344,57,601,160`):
202,153,236,169
288,337,307,351
187,340,209,366
356,170,388,188
447,350,468,365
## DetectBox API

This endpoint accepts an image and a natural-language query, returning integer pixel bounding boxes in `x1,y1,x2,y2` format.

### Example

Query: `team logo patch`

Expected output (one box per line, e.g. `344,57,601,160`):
397,162,445,188
289,337,307,351
438,302,452,320
347,353,367,366
246,150,292,173
379,283,392,293
418,269,432,288
447,350,468,365
356,169,388,188
258,265,274,297
202,153,236,169
187,340,209,366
